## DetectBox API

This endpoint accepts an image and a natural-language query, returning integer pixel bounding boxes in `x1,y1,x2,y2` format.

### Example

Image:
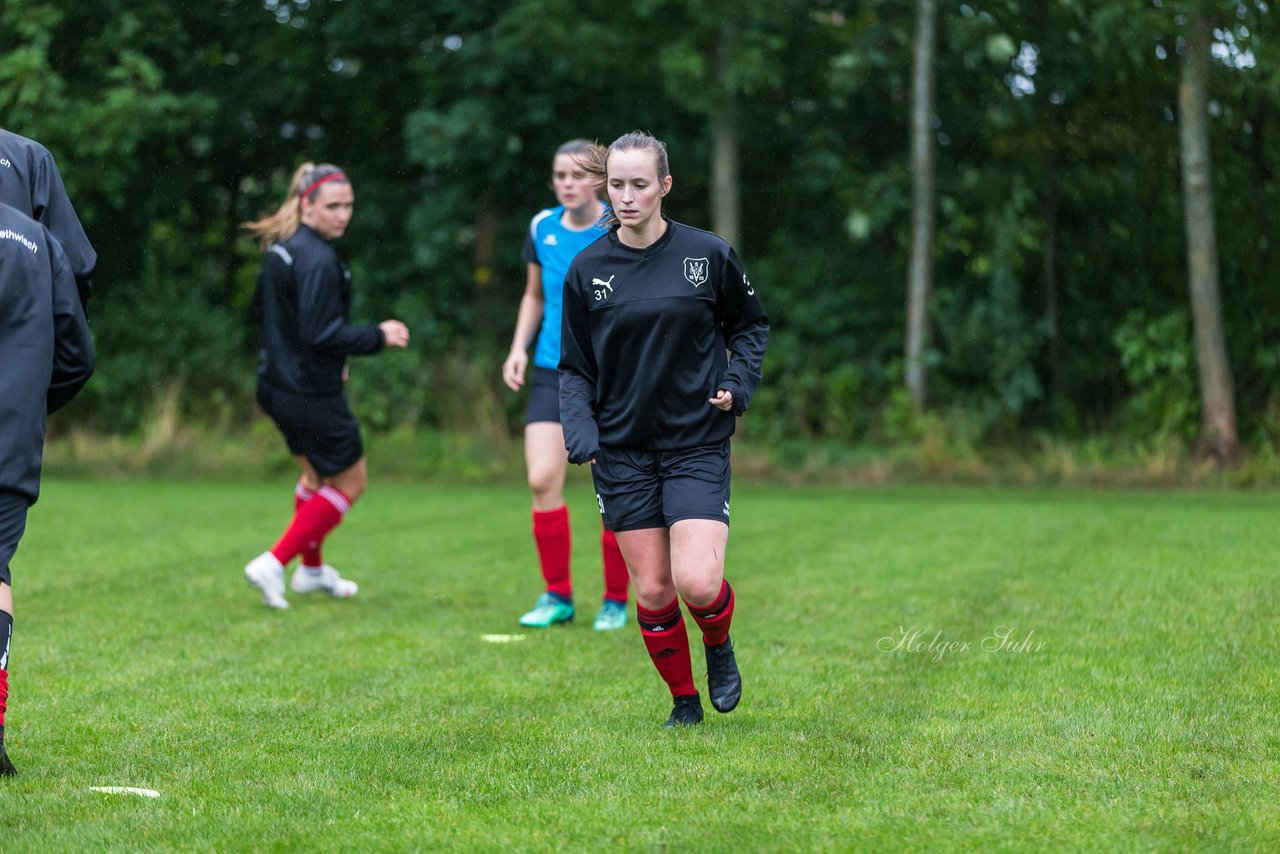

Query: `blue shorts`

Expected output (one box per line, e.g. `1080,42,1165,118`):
257,383,364,478
524,366,561,425
0,489,30,586
591,440,732,532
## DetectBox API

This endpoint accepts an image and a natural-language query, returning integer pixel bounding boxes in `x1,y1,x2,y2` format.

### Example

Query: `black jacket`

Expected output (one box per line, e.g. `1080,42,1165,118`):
0,129,97,308
251,225,384,397
0,202,95,502
559,219,768,461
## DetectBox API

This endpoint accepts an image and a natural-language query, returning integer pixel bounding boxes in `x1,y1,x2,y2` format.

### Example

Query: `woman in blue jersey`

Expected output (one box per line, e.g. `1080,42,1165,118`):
502,140,630,631
560,132,768,727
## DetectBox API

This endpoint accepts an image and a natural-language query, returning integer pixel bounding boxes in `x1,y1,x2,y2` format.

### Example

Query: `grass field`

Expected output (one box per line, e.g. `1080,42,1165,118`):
1,478,1278,851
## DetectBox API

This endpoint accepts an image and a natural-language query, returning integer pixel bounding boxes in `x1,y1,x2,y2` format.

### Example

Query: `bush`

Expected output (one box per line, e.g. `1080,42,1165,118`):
1112,309,1199,444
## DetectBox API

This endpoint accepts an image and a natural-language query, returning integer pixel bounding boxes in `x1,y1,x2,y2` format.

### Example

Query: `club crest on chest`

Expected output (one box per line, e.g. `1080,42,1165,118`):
684,257,709,288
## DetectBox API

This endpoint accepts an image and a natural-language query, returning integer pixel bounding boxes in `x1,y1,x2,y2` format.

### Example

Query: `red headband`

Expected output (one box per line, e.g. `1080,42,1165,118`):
301,172,348,199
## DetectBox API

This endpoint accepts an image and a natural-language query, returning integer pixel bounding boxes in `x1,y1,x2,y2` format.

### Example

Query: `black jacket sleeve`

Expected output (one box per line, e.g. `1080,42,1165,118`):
714,247,769,416
297,259,384,357
47,235,95,413
32,152,97,308
558,264,599,464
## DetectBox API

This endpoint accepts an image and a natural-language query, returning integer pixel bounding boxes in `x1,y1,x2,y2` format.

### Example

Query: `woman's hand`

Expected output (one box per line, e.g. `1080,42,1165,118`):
379,320,410,348
502,349,528,391
709,389,734,412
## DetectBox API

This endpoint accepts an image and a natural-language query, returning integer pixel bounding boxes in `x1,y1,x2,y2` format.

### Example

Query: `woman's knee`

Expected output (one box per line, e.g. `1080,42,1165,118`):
526,466,564,503
328,459,368,501
623,549,676,606
294,456,322,492
526,448,566,499
632,576,676,608
670,520,728,605
675,573,723,607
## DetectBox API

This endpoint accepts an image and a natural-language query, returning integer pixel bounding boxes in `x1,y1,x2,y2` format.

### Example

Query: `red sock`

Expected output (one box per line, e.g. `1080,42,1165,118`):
600,529,629,603
271,486,351,565
294,483,323,567
684,579,735,648
533,506,572,599
1,610,10,737
636,599,696,697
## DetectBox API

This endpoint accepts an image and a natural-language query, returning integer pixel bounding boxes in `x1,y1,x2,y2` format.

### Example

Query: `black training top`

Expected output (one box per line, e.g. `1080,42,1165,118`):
559,218,768,461
0,129,97,307
251,224,384,397
0,202,95,502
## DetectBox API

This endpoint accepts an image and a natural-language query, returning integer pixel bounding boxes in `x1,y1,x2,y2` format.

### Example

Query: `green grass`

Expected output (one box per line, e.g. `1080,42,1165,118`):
1,478,1278,851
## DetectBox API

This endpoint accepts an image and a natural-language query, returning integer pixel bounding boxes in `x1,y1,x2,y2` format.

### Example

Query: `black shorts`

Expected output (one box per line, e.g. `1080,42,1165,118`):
591,440,732,532
524,366,561,425
0,489,31,586
257,384,363,478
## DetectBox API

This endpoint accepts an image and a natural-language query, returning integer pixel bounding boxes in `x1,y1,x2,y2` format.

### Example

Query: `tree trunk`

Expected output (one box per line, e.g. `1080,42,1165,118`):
905,0,937,410
1042,154,1060,426
472,203,499,335
1179,12,1240,465
710,20,746,436
711,22,740,250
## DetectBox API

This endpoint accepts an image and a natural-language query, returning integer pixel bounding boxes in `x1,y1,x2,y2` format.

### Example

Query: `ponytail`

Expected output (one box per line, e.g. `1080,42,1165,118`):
241,162,348,250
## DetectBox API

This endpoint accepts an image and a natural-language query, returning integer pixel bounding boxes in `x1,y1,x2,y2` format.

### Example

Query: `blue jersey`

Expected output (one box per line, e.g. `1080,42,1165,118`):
522,205,605,369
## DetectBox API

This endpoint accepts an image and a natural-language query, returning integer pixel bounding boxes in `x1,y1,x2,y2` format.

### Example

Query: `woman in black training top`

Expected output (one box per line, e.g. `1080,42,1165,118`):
559,132,768,727
241,163,409,609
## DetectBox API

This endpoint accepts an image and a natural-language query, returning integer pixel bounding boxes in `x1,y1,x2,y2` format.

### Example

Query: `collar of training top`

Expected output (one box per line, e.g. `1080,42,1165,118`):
609,215,675,257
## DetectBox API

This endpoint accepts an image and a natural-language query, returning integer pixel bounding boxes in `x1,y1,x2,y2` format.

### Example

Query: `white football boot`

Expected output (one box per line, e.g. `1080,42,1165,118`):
290,564,358,599
245,552,289,609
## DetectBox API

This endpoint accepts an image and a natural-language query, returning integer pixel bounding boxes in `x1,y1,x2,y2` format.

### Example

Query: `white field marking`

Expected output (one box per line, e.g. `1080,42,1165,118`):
88,786,161,798
481,634,526,643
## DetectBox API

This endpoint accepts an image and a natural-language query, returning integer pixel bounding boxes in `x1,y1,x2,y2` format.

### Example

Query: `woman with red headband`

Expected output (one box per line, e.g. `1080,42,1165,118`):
240,162,409,609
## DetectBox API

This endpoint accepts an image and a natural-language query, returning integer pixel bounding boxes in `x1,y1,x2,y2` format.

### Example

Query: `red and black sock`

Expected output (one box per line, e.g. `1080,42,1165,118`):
293,482,323,568
600,529,629,604
533,506,572,600
271,486,351,566
636,599,696,698
0,610,11,742
684,579,735,648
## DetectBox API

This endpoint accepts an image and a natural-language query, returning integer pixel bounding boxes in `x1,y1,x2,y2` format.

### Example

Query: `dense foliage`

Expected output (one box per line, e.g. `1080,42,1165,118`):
2,0,1276,449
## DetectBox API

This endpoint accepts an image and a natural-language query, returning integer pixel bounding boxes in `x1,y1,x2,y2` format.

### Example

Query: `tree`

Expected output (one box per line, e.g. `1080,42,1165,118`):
710,19,741,248
905,0,937,409
1178,8,1239,464
5,0,1279,454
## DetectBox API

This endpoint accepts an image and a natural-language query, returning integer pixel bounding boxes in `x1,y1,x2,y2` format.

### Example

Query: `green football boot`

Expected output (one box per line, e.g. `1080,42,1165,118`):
592,599,628,631
518,593,574,627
